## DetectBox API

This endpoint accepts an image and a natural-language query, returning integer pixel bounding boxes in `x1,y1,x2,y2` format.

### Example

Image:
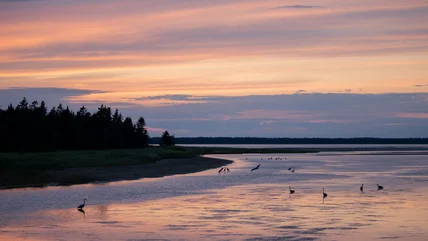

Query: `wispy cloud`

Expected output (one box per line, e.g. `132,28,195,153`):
294,89,306,94
274,5,324,9
134,94,194,101
1,0,427,96
70,92,428,137
2,90,427,137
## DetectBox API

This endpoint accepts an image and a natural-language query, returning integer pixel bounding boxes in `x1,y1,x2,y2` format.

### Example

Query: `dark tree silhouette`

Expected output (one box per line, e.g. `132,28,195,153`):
0,98,150,152
150,136,428,145
160,130,175,146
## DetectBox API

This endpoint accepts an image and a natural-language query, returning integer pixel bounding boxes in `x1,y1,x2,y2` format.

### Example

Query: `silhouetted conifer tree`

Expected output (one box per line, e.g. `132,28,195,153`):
0,98,150,152
160,130,175,146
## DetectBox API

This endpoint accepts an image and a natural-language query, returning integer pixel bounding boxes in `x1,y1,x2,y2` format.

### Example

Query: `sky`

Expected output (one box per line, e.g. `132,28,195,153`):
1,0,428,137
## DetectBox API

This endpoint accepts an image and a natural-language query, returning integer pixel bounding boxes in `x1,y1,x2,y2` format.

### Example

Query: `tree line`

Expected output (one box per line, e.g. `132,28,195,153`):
0,98,150,152
155,137,428,145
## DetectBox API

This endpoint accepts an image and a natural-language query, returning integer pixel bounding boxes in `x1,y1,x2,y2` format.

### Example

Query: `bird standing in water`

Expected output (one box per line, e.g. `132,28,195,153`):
77,199,87,209
289,186,295,194
377,184,383,190
360,184,364,192
322,188,328,199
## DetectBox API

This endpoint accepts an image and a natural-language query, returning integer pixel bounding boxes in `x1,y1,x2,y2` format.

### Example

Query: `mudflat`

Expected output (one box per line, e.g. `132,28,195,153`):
0,156,232,189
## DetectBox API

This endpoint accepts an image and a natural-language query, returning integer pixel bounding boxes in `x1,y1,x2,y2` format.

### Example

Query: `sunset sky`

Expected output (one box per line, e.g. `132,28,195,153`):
1,0,428,137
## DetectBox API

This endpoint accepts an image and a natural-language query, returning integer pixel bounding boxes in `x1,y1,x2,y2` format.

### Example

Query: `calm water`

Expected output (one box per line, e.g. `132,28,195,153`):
179,144,428,149
1,150,428,240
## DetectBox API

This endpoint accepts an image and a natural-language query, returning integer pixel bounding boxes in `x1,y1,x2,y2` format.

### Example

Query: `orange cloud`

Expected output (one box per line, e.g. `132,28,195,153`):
1,0,428,101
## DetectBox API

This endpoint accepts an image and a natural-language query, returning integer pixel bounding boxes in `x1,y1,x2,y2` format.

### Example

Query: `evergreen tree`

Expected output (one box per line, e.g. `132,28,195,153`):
0,98,150,152
160,130,175,146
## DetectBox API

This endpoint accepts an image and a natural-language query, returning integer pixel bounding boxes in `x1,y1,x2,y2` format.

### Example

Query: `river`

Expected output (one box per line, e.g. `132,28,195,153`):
1,148,428,240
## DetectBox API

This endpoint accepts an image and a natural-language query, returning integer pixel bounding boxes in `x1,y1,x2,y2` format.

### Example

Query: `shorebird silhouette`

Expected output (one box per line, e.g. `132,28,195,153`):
289,186,295,194
360,184,364,192
377,184,384,190
323,188,328,199
77,199,87,209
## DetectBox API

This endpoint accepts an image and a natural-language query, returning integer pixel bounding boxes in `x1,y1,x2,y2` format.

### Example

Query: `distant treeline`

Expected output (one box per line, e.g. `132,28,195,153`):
0,98,149,152
150,137,428,145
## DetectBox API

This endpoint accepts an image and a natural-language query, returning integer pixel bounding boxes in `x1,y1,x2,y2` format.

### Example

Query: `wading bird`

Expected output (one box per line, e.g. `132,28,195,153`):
377,184,383,190
323,188,328,199
77,199,87,209
289,186,295,194
251,164,261,171
360,184,364,192
291,167,296,173
218,167,224,173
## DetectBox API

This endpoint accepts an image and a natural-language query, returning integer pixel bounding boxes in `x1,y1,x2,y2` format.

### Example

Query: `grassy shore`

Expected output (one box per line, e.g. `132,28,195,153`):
0,146,316,189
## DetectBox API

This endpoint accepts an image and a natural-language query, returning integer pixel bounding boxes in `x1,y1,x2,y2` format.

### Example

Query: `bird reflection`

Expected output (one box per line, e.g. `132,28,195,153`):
98,205,108,215
77,208,85,218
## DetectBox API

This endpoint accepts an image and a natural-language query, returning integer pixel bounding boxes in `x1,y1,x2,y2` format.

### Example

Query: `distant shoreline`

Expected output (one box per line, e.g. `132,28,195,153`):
150,137,428,145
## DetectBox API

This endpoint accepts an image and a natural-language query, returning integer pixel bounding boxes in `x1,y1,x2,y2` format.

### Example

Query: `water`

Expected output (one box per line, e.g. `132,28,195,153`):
179,144,428,149
1,150,428,240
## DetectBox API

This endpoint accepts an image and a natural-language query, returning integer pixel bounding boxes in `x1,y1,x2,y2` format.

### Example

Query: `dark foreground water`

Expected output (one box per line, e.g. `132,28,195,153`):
1,151,428,240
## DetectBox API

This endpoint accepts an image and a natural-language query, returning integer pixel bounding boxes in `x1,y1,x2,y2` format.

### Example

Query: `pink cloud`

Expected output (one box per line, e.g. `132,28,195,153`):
394,112,428,119
307,119,357,123
384,123,407,126
225,109,323,120
146,126,166,132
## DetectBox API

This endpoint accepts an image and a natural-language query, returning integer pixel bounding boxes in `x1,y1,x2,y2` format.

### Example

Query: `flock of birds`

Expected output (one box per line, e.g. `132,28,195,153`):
76,156,385,210
218,156,385,202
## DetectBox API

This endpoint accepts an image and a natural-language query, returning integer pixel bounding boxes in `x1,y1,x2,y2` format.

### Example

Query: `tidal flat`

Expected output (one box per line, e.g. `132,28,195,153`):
1,147,427,240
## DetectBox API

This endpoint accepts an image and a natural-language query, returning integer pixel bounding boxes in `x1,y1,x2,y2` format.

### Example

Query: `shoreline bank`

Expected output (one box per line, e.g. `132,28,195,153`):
1,146,316,190
0,156,233,190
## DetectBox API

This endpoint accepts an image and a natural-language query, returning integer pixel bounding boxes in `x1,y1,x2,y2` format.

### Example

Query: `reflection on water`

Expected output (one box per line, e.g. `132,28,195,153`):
77,208,85,218
1,152,428,240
